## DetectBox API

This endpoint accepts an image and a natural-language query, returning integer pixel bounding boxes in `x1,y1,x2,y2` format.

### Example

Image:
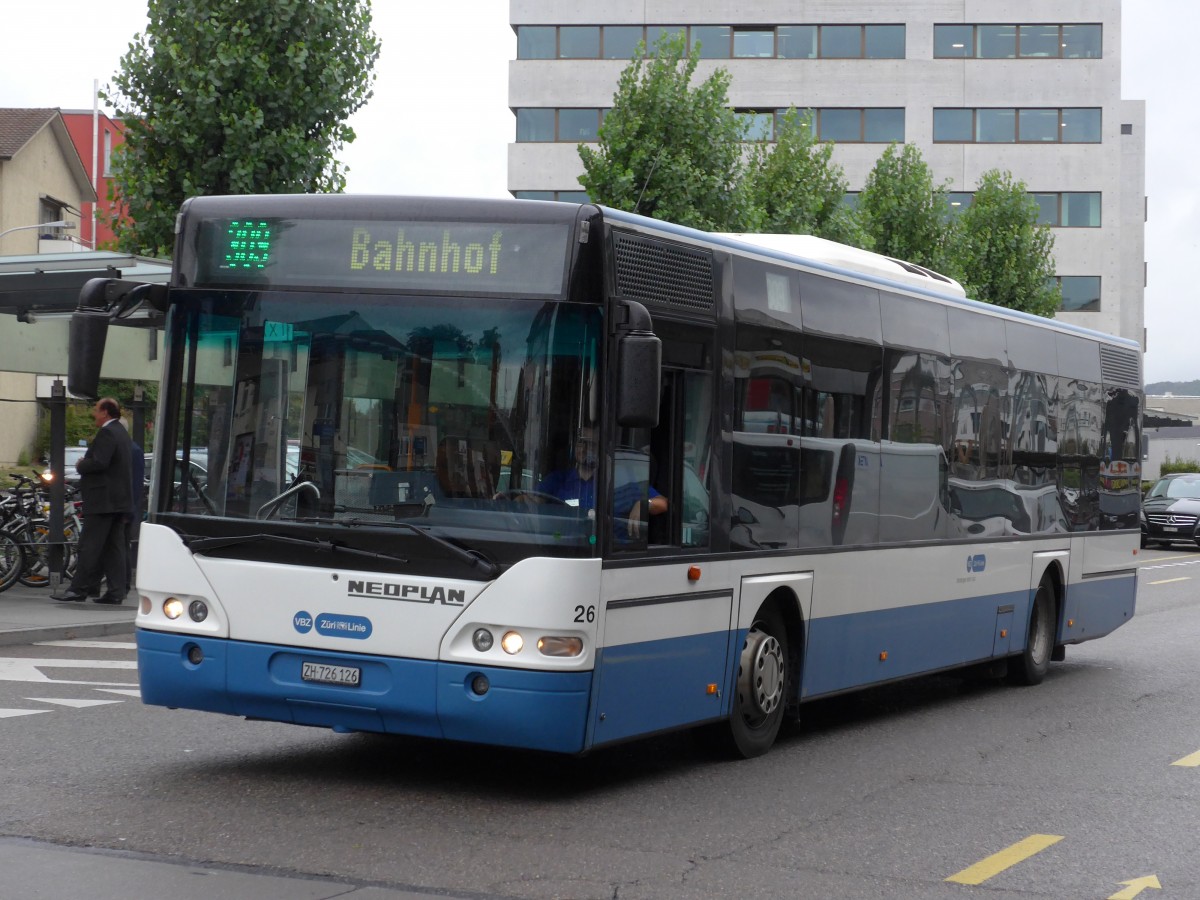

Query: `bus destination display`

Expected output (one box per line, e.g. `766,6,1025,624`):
200,217,568,295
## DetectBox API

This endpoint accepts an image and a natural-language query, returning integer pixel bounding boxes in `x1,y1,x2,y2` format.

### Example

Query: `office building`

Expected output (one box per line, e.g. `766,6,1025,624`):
508,1,1144,345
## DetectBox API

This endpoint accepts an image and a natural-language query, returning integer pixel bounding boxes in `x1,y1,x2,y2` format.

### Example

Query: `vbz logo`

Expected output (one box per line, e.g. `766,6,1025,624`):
967,554,987,573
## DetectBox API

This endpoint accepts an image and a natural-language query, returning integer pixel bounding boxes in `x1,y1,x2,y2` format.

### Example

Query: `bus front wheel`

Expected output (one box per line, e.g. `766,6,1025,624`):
1007,576,1056,686
726,606,789,758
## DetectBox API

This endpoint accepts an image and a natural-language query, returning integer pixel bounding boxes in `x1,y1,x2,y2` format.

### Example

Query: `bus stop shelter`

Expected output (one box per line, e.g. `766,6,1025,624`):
0,250,169,585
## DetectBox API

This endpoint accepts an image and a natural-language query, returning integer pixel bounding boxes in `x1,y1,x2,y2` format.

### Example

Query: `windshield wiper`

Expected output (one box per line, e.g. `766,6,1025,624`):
336,518,499,578
183,532,408,566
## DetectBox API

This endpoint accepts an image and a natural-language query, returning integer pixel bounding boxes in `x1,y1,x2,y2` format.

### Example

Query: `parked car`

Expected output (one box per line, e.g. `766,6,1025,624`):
1141,472,1200,548
42,445,90,485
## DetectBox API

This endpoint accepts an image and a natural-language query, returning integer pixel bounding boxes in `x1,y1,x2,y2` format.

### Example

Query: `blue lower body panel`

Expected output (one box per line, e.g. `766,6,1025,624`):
137,630,593,753
1060,573,1136,644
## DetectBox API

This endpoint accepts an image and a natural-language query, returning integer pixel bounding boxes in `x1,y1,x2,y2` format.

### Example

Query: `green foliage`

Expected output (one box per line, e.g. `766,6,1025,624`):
578,34,748,231
857,143,954,272
35,380,159,458
16,449,29,468
949,170,1060,316
742,108,867,245
104,0,380,257
579,47,1062,319
1160,455,1200,476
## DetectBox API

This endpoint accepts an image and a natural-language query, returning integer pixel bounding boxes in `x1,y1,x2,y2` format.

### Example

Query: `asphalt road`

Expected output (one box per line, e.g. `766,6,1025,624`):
0,547,1197,899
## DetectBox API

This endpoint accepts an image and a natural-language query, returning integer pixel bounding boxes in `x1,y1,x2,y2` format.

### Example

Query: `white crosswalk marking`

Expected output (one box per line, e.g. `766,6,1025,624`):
0,657,135,685
25,698,123,708
0,650,138,717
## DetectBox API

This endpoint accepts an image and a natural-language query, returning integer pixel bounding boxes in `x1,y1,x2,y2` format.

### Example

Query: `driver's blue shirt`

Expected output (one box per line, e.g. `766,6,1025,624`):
539,467,660,515
539,467,596,509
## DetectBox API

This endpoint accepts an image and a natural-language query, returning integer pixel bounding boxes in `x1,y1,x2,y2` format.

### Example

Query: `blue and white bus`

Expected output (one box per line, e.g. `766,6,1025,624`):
70,195,1143,758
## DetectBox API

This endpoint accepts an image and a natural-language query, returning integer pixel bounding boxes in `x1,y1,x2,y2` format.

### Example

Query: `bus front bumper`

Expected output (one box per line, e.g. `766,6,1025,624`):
137,629,593,754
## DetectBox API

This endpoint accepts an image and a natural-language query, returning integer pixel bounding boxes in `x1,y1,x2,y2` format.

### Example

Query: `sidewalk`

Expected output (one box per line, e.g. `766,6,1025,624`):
0,579,136,646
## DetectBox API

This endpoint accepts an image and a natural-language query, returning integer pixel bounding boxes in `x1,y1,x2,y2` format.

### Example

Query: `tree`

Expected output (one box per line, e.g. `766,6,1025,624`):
951,170,1061,316
105,0,380,257
742,108,866,246
857,143,953,272
578,34,748,231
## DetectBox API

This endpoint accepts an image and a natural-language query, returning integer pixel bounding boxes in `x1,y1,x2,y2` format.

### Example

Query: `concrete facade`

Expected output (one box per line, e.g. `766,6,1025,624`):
507,0,1145,347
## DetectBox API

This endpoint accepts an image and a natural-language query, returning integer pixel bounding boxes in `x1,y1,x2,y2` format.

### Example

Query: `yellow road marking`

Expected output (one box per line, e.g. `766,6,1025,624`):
1108,874,1162,899
1148,576,1191,585
1171,749,1200,767
1141,552,1200,563
946,834,1064,885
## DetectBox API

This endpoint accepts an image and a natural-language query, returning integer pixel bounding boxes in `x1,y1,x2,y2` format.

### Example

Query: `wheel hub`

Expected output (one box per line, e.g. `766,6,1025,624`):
739,627,785,719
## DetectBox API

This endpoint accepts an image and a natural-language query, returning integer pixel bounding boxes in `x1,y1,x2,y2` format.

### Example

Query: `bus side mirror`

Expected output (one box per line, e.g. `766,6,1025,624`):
68,278,117,399
68,278,167,399
615,301,660,428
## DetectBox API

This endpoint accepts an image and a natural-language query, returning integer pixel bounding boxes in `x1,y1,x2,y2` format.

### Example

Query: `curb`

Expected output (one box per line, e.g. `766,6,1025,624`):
0,620,136,648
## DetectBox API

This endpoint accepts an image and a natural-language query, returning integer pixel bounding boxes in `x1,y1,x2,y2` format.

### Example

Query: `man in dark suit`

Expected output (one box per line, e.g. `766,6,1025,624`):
51,397,134,604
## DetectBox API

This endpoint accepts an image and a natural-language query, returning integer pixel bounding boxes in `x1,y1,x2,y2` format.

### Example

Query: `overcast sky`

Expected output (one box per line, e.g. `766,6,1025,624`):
2,1,1193,383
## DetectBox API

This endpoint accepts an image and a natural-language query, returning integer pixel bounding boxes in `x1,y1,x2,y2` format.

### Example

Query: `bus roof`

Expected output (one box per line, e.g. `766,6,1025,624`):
716,232,967,299
599,205,1140,353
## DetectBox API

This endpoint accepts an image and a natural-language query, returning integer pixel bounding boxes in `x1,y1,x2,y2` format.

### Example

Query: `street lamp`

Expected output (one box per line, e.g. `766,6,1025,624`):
0,220,76,243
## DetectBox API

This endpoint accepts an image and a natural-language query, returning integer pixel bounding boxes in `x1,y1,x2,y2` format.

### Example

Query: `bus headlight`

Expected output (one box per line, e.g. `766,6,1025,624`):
188,600,209,623
500,630,524,654
163,597,185,620
537,636,584,657
472,628,494,652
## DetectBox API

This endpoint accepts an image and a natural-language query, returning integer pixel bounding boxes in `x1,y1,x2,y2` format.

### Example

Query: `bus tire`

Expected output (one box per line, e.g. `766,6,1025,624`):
725,606,789,758
1007,576,1056,686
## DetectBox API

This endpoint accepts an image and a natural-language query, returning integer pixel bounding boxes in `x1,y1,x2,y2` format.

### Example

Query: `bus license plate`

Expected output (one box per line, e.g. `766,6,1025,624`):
301,662,361,687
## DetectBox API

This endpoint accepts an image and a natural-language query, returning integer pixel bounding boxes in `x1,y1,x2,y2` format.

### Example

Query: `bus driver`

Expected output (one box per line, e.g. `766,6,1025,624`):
539,427,666,538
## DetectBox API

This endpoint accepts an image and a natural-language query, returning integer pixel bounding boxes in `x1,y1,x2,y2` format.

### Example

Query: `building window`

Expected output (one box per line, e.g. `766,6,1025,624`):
515,109,603,142
1055,276,1101,312
517,26,556,60
559,26,600,59
103,129,113,178
1032,192,1101,227
1062,25,1103,59
737,111,775,141
604,26,644,59
946,192,1099,226
777,25,817,59
933,108,1101,143
864,25,905,58
946,192,974,216
515,105,904,144
39,198,65,225
934,24,1102,59
558,109,602,142
516,108,555,142
515,24,904,61
774,108,903,142
692,25,731,58
513,190,591,203
733,28,774,59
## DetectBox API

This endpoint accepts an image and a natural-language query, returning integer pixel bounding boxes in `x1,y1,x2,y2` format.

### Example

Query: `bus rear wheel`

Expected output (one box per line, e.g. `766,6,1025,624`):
1007,576,1056,686
725,606,788,758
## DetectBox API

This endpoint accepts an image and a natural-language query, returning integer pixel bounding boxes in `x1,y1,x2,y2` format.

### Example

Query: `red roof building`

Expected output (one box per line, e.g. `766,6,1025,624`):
60,110,126,251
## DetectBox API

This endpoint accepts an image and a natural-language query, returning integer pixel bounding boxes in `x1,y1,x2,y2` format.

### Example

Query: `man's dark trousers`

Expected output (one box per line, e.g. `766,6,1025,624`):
70,511,127,597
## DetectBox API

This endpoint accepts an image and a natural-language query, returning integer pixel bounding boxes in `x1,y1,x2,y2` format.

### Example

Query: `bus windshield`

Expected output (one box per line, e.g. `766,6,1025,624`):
158,288,602,559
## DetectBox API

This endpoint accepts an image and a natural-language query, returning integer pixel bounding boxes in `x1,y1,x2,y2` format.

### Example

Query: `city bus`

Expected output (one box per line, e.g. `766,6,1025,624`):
68,195,1143,758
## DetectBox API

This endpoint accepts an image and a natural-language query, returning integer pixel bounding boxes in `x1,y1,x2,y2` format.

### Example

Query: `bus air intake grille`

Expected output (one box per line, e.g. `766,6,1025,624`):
1099,345,1141,390
613,233,714,312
